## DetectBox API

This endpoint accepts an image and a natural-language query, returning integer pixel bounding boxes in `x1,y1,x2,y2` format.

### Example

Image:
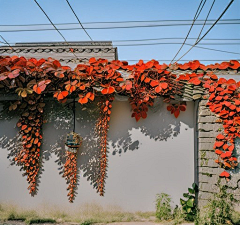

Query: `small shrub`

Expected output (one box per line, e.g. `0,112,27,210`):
195,183,239,225
155,193,172,221
180,183,198,221
171,205,185,225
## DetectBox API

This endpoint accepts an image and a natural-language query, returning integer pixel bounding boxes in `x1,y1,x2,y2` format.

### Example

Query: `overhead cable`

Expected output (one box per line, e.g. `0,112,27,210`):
33,0,77,58
175,0,235,63
0,21,239,32
170,0,207,63
1,19,239,26
65,0,93,41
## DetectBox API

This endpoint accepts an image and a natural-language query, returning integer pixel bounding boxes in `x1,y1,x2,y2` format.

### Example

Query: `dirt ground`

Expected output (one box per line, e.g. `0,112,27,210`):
0,222,195,225
0,222,194,225
102,222,194,225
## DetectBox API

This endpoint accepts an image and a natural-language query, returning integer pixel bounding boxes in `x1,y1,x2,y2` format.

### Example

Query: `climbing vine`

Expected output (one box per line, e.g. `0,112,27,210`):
13,94,44,195
0,55,240,202
96,96,114,196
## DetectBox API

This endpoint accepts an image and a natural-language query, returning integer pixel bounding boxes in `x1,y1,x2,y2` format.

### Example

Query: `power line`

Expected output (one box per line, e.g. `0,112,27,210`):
114,42,240,46
175,0,235,63
0,34,18,56
2,41,240,48
113,42,240,55
196,0,216,43
0,22,239,32
1,37,240,46
171,0,215,64
171,0,207,63
0,40,6,44
0,19,239,26
33,0,77,58
112,41,240,47
113,37,240,42
65,0,93,41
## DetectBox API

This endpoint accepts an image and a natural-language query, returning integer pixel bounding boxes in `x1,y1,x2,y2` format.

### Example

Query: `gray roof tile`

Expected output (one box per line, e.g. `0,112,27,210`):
0,41,118,67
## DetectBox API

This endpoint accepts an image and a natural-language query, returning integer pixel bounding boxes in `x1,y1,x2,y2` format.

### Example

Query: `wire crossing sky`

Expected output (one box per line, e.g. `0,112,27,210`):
0,0,239,64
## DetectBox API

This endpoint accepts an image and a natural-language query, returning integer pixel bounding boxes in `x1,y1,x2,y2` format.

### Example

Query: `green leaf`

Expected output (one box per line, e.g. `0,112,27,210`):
180,198,186,206
188,188,194,194
187,207,192,213
187,198,194,207
192,183,198,192
183,193,189,198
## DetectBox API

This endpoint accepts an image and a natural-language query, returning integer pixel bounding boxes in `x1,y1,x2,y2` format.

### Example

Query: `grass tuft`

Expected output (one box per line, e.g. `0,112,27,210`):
0,202,156,224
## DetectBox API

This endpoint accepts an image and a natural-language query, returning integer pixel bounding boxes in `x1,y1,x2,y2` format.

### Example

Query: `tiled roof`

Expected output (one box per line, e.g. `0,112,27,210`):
0,41,118,67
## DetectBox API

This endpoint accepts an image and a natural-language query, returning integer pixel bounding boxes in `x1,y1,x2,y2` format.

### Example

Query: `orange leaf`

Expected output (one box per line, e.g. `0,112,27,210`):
89,57,97,64
189,77,201,85
179,105,186,111
89,93,95,101
155,85,162,93
58,91,68,100
161,82,168,89
78,97,88,104
144,77,151,83
216,134,225,140
101,86,115,94
214,141,224,148
21,125,27,130
219,171,230,178
174,109,180,118
125,81,132,91
150,80,159,87
215,149,223,155
34,138,39,145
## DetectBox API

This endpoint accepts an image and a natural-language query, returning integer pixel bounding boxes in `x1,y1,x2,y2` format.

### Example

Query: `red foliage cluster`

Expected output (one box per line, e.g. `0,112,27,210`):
63,150,78,203
125,60,183,121
96,96,114,196
171,60,240,71
205,78,240,179
14,94,44,195
167,102,187,118
1,55,240,200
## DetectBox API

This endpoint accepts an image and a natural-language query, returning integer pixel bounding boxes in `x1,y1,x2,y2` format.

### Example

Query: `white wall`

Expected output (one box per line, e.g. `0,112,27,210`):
0,99,195,211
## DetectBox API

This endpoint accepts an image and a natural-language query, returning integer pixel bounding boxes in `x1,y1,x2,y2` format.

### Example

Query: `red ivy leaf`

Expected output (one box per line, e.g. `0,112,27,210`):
174,109,180,118
219,171,230,178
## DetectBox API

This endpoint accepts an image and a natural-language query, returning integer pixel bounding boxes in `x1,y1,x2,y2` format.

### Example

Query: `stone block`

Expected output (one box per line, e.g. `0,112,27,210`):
199,182,219,193
198,131,221,138
198,191,214,200
199,174,212,183
199,100,208,106
198,166,224,175
198,123,223,132
198,137,215,143
199,150,215,159
198,108,215,116
199,142,214,150
198,116,217,123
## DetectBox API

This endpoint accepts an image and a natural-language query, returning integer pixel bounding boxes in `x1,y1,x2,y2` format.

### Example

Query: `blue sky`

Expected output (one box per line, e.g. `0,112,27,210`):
0,0,239,64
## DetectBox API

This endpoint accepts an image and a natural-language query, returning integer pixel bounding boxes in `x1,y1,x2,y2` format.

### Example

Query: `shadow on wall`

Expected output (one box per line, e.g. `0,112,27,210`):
0,98,194,192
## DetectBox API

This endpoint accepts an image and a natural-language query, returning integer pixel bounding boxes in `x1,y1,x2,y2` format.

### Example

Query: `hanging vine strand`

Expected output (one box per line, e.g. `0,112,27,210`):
14,94,44,195
96,96,114,195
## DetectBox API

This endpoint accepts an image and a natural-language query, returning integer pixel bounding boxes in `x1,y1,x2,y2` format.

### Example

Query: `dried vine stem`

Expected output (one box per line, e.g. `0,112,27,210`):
96,96,114,196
